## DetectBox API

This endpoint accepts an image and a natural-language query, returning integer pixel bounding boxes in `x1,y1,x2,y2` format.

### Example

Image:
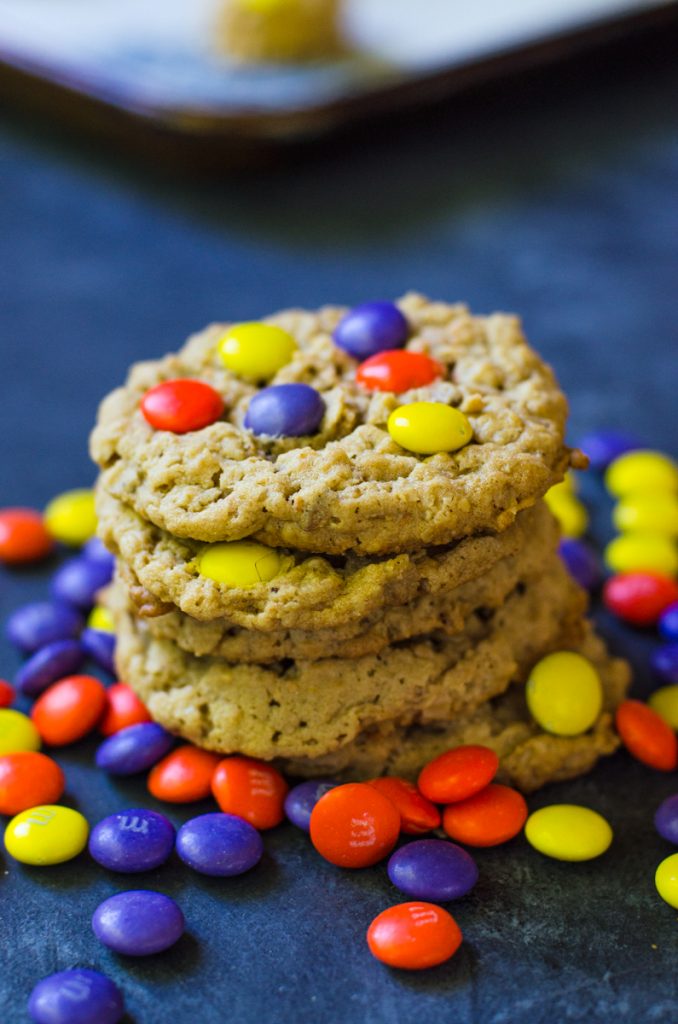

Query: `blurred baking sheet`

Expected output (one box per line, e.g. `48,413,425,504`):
0,0,676,148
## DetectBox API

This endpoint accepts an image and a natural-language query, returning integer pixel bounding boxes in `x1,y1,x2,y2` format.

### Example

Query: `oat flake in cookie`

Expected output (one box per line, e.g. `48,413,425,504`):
90,294,581,555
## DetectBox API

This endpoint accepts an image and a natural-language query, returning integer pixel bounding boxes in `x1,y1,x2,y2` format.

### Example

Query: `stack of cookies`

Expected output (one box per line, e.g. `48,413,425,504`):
90,294,629,792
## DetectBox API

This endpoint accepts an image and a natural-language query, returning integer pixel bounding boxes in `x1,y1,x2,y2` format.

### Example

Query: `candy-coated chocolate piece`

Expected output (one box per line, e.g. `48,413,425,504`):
387,839,478,901
525,804,612,861
387,402,473,455
544,489,588,539
141,378,225,434
31,675,107,746
44,489,97,547
654,794,678,845
87,605,115,633
367,902,462,970
82,537,116,568
6,601,83,654
605,450,678,497
659,602,678,642
578,430,642,471
283,779,339,831
89,808,175,873
655,852,678,909
0,752,65,815
442,784,527,847
0,507,54,564
212,756,288,830
28,969,124,1024
99,684,151,737
148,745,221,803
80,627,116,674
613,493,678,537
309,782,400,868
603,572,678,626
197,540,284,588
526,651,602,736
649,685,678,729
244,382,325,437
368,777,440,835
604,534,678,577
334,301,409,360
5,804,88,865
217,322,297,381
0,679,14,708
50,556,113,611
355,350,443,393
418,745,499,804
558,538,602,591
0,709,41,754
652,645,678,686
15,639,85,697
615,699,678,771
95,722,174,776
176,812,263,877
92,890,185,956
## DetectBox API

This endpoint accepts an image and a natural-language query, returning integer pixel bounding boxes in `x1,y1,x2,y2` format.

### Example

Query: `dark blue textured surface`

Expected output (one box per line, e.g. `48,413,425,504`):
1,36,677,1024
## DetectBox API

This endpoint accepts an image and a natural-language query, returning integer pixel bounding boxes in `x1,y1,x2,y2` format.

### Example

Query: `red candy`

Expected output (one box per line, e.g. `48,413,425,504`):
0,751,65,815
368,777,440,835
99,683,151,736
615,699,678,771
140,379,225,434
603,573,678,626
148,745,222,803
309,782,400,868
0,680,15,708
355,350,443,393
418,745,499,804
367,902,462,970
442,784,528,847
212,756,288,830
0,508,54,565
31,674,107,746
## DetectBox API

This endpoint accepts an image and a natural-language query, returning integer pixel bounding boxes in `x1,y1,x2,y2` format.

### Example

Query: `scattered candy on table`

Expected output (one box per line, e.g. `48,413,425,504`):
98,683,151,736
558,538,603,591
387,840,478,902
654,794,678,845
15,638,85,697
284,779,339,831
92,890,185,956
417,745,499,804
333,301,409,359
0,507,54,565
212,756,288,829
31,675,107,746
651,644,678,685
612,492,678,537
6,600,83,654
524,804,613,861
50,555,113,611
82,537,115,568
526,651,602,736
197,540,285,587
95,722,174,776
367,776,440,835
217,322,297,380
0,708,42,754
309,782,400,868
80,626,116,674
604,534,678,577
615,700,678,771
655,853,678,909
605,450,678,498
244,382,325,437
88,809,176,873
87,605,115,633
175,812,263,877
544,487,588,539
648,685,678,729
148,745,222,804
387,402,473,455
140,379,225,434
0,679,15,708
442,784,528,848
0,751,65,815
366,902,462,970
28,968,124,1024
602,572,678,626
44,489,97,547
578,430,642,472
5,804,89,866
659,601,678,641
355,350,443,392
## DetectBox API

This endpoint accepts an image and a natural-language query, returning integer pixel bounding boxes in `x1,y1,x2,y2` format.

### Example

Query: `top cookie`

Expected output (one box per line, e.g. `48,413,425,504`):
91,293,576,555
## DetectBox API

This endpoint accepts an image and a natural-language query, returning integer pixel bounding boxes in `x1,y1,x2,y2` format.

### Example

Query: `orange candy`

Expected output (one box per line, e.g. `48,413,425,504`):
368,777,440,835
0,508,54,565
309,782,400,868
442,783,528,847
31,675,107,746
99,683,151,736
0,751,65,815
367,902,462,970
212,756,288,830
148,745,222,803
615,699,678,772
418,745,499,804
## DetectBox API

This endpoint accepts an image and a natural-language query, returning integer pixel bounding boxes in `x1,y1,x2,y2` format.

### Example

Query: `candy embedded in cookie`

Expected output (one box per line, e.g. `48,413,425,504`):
196,540,289,588
387,402,473,455
333,301,409,359
356,350,443,393
217,322,297,381
244,382,325,436
140,379,225,434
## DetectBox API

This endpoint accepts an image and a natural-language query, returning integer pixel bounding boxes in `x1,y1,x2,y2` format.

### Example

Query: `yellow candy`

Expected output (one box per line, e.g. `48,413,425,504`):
526,651,602,736
604,534,678,576
4,805,89,866
605,450,678,498
655,852,678,909
87,605,115,633
197,540,285,588
613,493,678,537
544,490,588,539
217,323,297,382
44,489,97,547
548,472,578,497
649,685,678,729
0,709,41,755
525,804,613,861
387,402,473,455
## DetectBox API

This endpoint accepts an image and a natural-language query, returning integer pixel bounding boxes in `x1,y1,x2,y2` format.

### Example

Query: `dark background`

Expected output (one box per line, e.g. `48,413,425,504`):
1,27,677,1024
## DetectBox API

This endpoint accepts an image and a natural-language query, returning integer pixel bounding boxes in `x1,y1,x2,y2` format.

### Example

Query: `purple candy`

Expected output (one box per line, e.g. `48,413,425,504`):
176,812,263,877
82,537,115,569
28,969,124,1024
51,556,113,611
5,601,83,654
655,794,678,845
244,383,325,438
387,839,478,902
284,779,339,831
92,890,184,956
15,638,85,696
81,627,116,674
558,538,603,591
89,808,176,872
333,301,409,360
578,430,642,472
652,645,678,686
659,603,678,643
95,723,173,776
